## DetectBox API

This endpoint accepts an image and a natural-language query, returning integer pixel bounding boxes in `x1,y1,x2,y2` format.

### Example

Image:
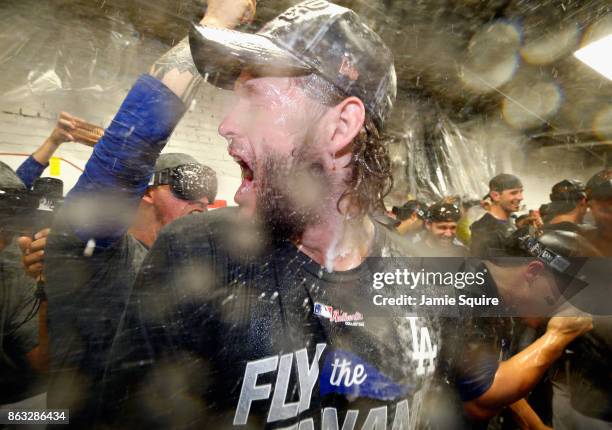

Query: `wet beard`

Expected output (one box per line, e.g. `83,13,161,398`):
255,154,332,243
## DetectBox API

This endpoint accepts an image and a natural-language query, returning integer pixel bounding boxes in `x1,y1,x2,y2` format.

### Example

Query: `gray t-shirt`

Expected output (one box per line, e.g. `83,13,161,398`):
0,240,43,404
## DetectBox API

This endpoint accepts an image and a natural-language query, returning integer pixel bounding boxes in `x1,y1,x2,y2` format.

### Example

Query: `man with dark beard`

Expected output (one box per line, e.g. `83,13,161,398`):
101,1,440,429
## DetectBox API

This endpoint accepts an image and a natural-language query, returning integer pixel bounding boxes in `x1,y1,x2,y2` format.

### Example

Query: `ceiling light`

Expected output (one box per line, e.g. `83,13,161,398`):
574,33,612,80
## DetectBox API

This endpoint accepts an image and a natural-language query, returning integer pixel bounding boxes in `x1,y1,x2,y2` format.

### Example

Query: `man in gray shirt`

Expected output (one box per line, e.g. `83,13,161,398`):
0,162,45,406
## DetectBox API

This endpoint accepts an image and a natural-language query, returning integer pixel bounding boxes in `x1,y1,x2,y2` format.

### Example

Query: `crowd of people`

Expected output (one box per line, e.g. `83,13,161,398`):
0,0,610,429
388,171,611,259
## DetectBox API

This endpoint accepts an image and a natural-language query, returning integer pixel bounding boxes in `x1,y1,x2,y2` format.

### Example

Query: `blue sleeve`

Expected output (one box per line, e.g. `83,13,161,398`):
456,354,499,401
442,315,501,402
15,156,47,189
64,74,186,249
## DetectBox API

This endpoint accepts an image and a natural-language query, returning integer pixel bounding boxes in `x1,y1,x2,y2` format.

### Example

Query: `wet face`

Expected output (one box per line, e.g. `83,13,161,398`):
426,221,457,246
492,187,523,214
148,185,208,226
589,198,612,231
218,73,334,238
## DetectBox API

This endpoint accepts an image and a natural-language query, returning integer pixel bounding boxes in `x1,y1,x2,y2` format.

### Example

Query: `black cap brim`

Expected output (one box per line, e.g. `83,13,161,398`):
189,24,312,90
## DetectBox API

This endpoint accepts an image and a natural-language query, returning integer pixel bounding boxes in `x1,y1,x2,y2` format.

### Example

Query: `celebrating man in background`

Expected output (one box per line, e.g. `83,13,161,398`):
471,173,524,257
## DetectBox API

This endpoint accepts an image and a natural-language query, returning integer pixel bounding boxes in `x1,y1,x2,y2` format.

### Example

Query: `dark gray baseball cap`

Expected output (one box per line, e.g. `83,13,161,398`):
189,0,397,127
150,153,218,203
154,153,199,173
489,173,523,192
0,161,25,190
586,168,612,200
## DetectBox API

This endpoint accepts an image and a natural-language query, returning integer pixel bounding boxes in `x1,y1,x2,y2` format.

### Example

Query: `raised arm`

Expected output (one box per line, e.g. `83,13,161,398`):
15,112,99,189
61,0,255,249
463,315,592,420
149,0,256,102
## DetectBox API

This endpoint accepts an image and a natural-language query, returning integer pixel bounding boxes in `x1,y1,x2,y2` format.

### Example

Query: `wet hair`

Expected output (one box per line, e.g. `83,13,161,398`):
294,74,393,216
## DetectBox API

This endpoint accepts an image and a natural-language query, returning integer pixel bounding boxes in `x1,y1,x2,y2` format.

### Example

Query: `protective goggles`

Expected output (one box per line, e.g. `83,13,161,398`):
149,163,210,202
428,204,461,222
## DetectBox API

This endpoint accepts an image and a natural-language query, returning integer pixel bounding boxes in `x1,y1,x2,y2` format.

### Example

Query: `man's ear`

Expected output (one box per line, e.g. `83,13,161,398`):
328,96,366,156
524,260,545,282
489,191,500,203
425,220,433,231
142,187,155,205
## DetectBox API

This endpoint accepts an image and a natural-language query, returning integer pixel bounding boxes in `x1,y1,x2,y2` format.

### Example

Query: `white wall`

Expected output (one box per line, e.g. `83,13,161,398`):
0,83,241,203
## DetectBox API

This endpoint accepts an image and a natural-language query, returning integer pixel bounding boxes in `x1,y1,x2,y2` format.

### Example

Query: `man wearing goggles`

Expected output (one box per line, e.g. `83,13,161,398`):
40,150,215,426
36,0,225,421
417,201,468,257
37,0,242,422
144,154,217,240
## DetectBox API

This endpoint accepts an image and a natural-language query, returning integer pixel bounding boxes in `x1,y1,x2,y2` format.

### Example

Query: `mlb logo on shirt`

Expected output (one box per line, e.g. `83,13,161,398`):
314,302,333,319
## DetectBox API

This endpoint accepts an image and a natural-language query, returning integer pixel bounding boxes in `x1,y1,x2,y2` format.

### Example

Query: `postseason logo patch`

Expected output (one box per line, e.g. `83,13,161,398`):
313,302,364,326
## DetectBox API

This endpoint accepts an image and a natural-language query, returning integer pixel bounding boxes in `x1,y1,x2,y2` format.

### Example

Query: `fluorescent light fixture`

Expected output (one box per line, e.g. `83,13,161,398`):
574,33,612,80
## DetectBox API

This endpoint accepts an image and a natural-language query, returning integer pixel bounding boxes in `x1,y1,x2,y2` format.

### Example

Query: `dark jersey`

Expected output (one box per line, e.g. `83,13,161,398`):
44,216,148,424
581,228,612,257
542,221,595,236
470,213,514,258
566,317,612,422
101,209,441,429
43,74,184,425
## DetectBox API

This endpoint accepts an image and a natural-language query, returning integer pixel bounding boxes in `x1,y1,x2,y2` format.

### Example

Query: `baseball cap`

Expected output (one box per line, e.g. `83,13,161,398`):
154,153,199,173
0,161,25,190
505,227,612,315
189,0,397,127
550,179,586,202
150,153,218,203
586,168,612,200
392,200,426,221
489,173,523,192
547,179,586,216
427,202,461,222
0,162,31,233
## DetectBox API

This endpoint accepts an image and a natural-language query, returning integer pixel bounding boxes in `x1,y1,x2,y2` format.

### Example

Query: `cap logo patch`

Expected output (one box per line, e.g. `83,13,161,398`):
339,55,359,81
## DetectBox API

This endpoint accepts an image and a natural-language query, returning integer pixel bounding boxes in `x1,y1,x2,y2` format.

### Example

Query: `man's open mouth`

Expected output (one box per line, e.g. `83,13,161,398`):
229,149,257,206
234,156,254,182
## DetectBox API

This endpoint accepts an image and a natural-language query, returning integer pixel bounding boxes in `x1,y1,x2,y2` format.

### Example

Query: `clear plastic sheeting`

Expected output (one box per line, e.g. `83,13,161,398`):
387,108,522,205
0,0,165,114
0,1,611,429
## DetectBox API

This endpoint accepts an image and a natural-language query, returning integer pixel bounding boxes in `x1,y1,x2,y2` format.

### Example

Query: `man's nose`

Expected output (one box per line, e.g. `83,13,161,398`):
218,114,236,139
218,101,244,139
